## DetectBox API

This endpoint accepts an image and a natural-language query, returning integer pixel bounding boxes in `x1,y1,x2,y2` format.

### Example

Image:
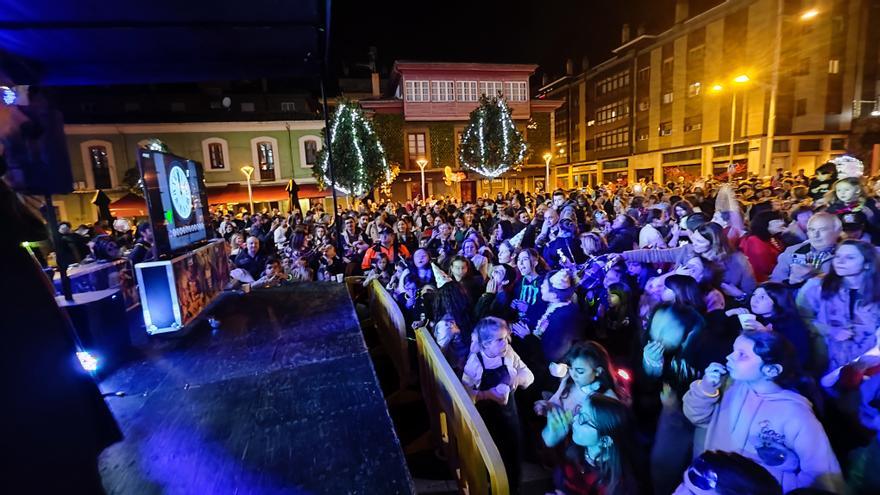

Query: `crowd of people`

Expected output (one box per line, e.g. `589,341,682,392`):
54,162,880,494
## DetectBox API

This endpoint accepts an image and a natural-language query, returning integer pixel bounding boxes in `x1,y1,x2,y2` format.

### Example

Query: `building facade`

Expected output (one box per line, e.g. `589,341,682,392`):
360,62,562,202
54,121,325,226
540,0,880,188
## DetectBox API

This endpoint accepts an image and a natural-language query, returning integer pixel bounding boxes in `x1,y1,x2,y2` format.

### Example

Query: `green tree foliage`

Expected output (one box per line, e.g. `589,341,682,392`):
313,99,389,197
459,95,528,178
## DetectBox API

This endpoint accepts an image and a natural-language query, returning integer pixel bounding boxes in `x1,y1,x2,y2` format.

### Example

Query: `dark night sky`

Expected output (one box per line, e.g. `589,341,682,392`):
329,0,682,83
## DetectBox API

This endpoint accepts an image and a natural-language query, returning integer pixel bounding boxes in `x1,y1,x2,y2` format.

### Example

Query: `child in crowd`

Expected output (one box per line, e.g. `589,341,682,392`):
534,340,624,417
683,331,844,493
462,317,534,493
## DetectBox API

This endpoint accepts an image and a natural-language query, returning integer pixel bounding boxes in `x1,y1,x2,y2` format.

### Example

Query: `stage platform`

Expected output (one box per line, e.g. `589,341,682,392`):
97,282,414,494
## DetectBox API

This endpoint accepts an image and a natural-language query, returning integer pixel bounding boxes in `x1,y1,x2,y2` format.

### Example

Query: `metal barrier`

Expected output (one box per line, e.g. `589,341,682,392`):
415,327,509,495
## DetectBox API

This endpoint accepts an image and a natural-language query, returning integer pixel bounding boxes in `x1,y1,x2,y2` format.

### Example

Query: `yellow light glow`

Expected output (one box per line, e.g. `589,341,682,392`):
543,153,553,161
240,165,255,177
710,84,724,93
733,74,750,84
800,9,819,21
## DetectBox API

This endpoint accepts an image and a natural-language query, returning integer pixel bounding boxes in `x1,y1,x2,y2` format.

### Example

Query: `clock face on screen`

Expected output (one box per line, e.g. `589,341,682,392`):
168,166,193,219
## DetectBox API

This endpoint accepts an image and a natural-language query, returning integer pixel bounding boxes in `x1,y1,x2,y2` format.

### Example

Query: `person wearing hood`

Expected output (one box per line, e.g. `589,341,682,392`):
683,331,844,494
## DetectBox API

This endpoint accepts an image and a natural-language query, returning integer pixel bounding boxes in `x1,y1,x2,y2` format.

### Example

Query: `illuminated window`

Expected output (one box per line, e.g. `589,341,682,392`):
659,122,673,136
455,81,478,101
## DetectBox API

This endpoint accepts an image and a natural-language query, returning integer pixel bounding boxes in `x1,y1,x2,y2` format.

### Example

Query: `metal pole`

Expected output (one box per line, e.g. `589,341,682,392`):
764,0,784,177
420,164,426,199
246,174,254,214
728,91,737,170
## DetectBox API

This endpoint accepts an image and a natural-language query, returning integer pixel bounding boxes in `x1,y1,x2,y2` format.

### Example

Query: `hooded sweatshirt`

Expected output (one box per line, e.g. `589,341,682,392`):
683,380,844,494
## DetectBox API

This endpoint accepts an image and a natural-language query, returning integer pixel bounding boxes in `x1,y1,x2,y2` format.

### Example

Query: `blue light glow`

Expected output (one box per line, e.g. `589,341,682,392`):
77,351,99,372
0,86,16,105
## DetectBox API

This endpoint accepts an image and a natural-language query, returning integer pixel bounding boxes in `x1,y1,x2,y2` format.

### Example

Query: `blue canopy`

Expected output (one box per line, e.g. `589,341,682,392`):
0,0,329,85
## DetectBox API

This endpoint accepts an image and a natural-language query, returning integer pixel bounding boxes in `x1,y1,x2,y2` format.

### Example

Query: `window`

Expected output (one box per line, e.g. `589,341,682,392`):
688,45,705,59
456,81,478,101
663,148,702,163
479,81,504,97
638,99,650,111
637,128,649,141
662,92,674,104
298,136,322,169
596,71,630,96
799,139,822,152
281,101,297,112
201,138,230,171
89,146,112,189
251,137,278,181
772,139,790,153
831,138,846,150
687,82,702,97
171,102,186,112
637,67,650,83
796,58,810,76
659,122,673,136
407,132,427,167
505,81,528,101
828,59,840,74
713,143,747,157
662,57,674,73
405,80,431,102
595,100,630,125
80,140,117,190
431,81,455,102
796,98,808,116
241,102,255,112
684,120,702,132
595,127,629,150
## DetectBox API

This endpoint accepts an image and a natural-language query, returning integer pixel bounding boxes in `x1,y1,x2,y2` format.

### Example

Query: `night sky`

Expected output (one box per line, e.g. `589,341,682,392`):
329,0,685,83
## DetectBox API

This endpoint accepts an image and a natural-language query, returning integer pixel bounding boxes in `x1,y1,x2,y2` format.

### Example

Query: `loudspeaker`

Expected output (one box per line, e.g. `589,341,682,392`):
56,288,131,373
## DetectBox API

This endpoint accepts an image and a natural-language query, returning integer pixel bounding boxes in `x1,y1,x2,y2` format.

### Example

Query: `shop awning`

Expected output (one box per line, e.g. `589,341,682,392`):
108,192,147,217
0,0,327,85
206,183,332,205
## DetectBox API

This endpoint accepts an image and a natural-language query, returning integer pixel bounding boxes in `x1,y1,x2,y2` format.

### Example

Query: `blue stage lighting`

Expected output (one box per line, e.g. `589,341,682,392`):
0,86,17,105
76,351,99,372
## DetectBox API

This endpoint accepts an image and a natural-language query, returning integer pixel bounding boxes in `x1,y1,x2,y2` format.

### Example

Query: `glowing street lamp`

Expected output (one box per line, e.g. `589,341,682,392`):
733,74,751,84
416,158,428,200
241,165,255,214
711,74,752,173
800,9,819,21
542,152,552,193
710,84,725,93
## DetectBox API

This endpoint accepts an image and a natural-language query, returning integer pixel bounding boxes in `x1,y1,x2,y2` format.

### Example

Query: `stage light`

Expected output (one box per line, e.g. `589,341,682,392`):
77,351,99,372
617,368,631,381
1,86,17,105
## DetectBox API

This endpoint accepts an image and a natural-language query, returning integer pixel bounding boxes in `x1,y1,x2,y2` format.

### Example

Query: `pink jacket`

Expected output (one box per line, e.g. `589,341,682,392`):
684,380,844,493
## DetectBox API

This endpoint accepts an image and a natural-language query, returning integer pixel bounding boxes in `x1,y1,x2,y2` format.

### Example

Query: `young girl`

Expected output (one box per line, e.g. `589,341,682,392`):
542,394,641,495
534,341,623,417
744,282,812,369
362,252,394,288
683,331,844,493
462,317,534,492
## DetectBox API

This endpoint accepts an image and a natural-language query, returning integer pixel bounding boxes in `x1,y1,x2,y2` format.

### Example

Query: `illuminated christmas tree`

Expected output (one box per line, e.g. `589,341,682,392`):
313,99,389,197
459,94,529,178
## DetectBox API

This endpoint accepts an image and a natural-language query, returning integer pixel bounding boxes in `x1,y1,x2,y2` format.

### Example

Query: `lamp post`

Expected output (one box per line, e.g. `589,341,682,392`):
543,152,552,193
416,158,428,200
241,165,255,214
711,74,750,174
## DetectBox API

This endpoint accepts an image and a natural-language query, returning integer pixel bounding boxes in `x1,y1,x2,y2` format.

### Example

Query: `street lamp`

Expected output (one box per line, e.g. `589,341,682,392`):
416,158,428,200
542,152,552,193
711,74,751,173
800,8,819,21
241,165,255,214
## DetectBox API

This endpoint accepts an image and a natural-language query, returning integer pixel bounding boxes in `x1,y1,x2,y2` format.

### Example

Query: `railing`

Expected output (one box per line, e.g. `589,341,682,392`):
415,327,509,495
367,279,412,396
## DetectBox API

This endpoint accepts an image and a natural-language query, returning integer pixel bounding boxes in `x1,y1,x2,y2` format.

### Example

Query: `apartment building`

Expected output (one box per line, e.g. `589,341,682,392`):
540,0,880,188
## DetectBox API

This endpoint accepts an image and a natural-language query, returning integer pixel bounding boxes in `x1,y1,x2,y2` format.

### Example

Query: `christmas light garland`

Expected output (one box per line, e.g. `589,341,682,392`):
459,94,528,178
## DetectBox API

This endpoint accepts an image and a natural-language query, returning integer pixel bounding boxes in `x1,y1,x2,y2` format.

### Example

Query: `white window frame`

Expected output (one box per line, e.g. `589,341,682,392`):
280,101,297,112
687,82,702,97
505,81,528,101
201,137,231,172
479,81,504,98
298,135,323,169
662,92,674,104
405,80,431,102
456,81,478,102
80,139,118,190
250,136,280,180
431,80,455,102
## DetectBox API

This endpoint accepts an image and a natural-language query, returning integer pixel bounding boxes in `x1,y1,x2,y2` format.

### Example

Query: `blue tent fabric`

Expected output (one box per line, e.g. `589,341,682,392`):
0,0,326,85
